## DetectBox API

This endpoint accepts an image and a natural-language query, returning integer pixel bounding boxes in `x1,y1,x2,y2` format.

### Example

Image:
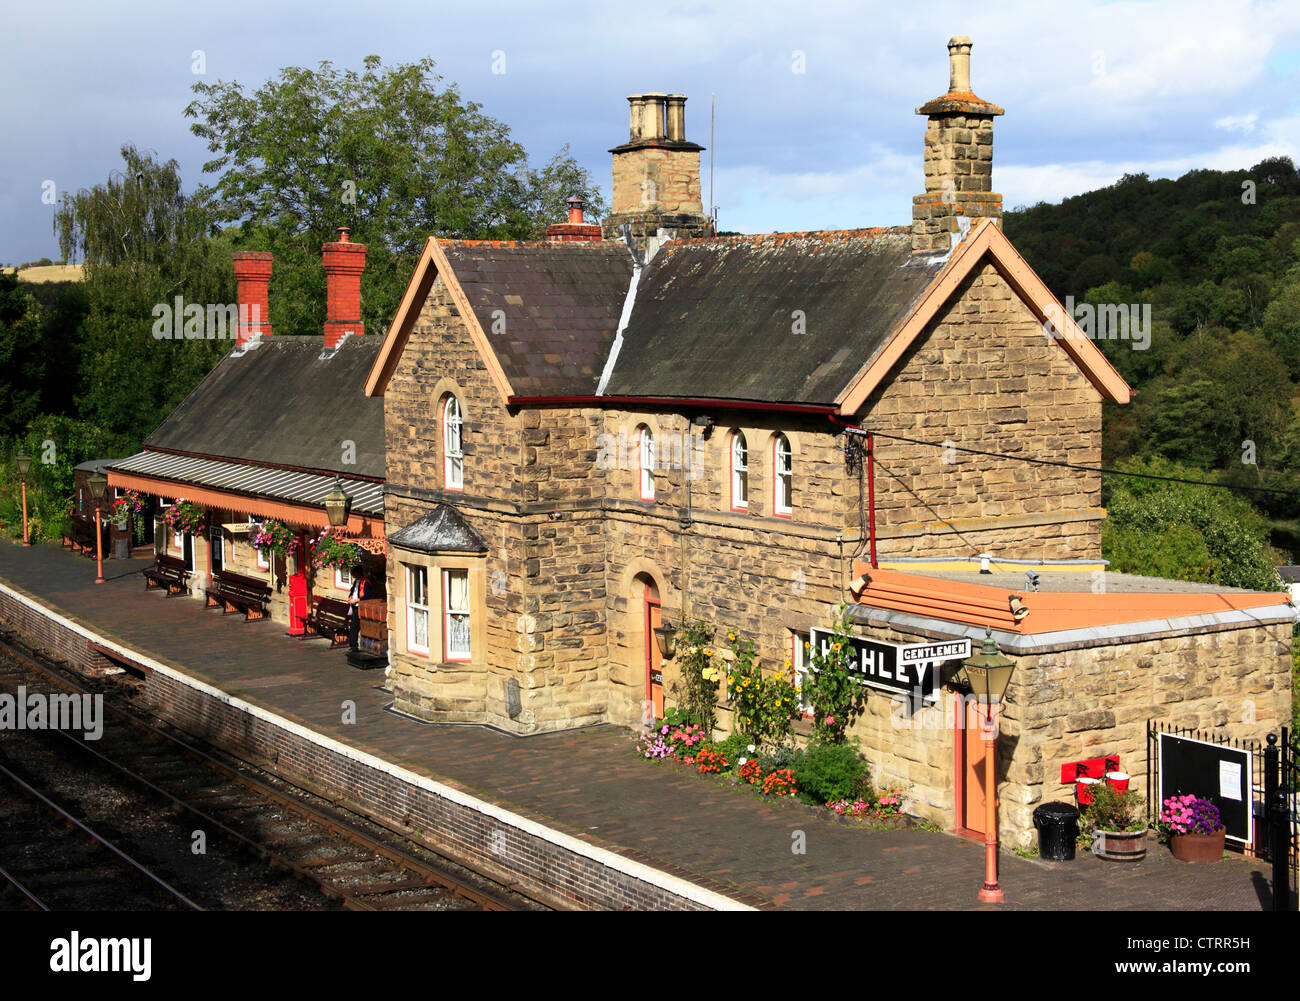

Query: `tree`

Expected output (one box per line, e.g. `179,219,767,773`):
0,271,45,438
53,145,233,453
1101,457,1282,592
185,56,606,338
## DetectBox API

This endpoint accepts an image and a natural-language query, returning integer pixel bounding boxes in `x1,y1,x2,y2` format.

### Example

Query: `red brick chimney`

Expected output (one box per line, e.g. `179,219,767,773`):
322,227,367,347
231,251,273,344
546,196,603,242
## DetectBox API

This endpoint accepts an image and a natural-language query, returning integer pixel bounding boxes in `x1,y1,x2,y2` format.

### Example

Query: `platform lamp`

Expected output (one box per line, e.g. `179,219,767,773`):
653,620,678,660
963,626,1016,904
87,471,108,585
15,450,31,546
324,477,351,529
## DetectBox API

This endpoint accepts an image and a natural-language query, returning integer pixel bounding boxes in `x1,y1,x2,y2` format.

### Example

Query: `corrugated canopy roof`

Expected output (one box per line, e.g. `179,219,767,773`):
441,242,634,397
145,336,385,479
602,229,947,404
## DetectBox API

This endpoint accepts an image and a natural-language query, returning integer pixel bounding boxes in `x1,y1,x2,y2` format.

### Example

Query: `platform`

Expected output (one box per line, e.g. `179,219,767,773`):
0,541,1280,910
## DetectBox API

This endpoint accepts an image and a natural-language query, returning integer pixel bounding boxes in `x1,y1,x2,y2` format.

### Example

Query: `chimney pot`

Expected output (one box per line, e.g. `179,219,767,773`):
566,196,585,224
627,94,647,140
640,92,667,140
665,94,686,141
948,36,973,93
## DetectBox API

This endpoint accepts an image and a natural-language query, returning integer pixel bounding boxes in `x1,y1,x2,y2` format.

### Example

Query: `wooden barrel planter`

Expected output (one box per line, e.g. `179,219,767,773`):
1092,829,1148,862
1169,828,1226,862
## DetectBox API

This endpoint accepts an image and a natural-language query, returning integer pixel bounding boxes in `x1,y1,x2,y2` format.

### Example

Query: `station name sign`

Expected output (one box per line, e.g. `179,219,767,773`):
808,631,972,704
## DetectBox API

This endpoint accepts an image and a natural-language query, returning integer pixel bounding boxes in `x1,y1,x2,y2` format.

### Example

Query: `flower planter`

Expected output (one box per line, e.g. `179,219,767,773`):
1169,828,1225,863
1092,828,1147,862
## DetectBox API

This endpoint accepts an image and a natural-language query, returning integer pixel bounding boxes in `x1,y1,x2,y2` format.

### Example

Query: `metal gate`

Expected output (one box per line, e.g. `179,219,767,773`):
1265,729,1298,912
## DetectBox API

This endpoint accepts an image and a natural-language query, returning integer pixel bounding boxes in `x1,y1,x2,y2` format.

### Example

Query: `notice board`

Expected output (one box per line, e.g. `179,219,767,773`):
1156,732,1252,844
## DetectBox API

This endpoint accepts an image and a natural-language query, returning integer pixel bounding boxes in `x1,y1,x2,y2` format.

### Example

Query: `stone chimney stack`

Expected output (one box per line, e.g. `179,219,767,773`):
911,37,1004,254
231,251,273,344
603,91,713,255
322,226,366,348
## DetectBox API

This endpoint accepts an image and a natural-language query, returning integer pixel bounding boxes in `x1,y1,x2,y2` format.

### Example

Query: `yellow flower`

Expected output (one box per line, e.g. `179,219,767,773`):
704,647,714,657
727,675,734,684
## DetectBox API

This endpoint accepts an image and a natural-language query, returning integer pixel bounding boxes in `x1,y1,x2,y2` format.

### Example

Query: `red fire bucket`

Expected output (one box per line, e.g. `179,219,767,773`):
1076,777,1101,805
1105,771,1130,792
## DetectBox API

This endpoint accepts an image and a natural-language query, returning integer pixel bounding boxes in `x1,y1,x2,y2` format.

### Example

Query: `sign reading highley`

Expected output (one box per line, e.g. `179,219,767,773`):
808,630,972,704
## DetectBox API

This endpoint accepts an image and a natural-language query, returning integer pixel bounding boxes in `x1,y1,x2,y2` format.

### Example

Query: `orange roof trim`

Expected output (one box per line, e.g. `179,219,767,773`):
853,566,1286,635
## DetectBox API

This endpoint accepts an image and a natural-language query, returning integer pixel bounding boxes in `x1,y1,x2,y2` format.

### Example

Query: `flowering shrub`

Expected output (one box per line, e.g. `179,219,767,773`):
636,729,673,760
250,519,298,557
1160,794,1223,836
828,788,906,821
664,723,707,757
760,768,797,798
694,746,729,775
674,621,719,735
726,631,799,749
112,490,146,517
310,527,362,571
162,500,205,535
738,758,764,786
801,605,868,743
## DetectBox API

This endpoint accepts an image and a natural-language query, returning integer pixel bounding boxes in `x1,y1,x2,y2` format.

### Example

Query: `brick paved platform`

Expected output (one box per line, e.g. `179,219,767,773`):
0,542,1281,910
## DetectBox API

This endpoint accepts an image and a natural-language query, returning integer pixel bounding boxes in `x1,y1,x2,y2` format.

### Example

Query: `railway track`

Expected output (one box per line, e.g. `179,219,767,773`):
0,756,204,912
0,633,537,912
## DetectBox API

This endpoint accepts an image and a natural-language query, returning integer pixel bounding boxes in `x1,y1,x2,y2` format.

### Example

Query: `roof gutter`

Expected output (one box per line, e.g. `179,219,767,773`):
506,395,839,416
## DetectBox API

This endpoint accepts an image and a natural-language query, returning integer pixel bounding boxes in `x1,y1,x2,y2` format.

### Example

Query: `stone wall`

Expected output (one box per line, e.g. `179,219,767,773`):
861,261,1105,560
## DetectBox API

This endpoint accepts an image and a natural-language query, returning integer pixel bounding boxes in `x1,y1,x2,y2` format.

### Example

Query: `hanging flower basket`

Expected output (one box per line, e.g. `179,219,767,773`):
250,519,298,557
310,527,362,572
113,490,146,518
162,500,205,535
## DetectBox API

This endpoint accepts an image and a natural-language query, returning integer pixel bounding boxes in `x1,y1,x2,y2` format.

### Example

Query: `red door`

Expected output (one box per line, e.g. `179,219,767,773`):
645,593,663,720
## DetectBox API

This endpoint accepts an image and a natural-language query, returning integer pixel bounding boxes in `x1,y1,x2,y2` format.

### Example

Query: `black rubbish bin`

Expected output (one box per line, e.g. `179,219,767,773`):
1033,801,1079,861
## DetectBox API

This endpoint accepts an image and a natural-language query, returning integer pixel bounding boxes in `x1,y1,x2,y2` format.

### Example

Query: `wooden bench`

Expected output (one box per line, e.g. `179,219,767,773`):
205,570,272,620
303,596,351,647
62,515,99,556
142,554,190,596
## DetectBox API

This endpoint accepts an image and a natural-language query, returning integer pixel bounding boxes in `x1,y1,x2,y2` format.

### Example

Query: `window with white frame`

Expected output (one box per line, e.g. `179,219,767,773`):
406,565,429,654
335,564,353,591
443,395,464,490
730,431,749,510
792,630,814,715
638,426,655,501
773,433,793,516
444,569,471,661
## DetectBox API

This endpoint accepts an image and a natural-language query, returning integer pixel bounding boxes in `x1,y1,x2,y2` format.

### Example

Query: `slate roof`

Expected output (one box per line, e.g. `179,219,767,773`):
441,242,634,397
601,228,948,404
145,337,385,479
388,505,488,553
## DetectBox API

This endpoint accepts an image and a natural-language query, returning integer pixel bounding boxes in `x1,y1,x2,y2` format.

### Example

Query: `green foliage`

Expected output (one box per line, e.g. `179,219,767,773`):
1081,783,1145,834
53,144,233,452
185,56,605,339
799,604,868,743
724,630,799,749
0,272,45,438
672,620,720,737
1101,457,1283,591
788,741,873,806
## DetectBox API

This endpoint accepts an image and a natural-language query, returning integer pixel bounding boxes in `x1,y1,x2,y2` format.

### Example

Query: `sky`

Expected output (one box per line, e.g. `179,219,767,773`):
3,0,1299,264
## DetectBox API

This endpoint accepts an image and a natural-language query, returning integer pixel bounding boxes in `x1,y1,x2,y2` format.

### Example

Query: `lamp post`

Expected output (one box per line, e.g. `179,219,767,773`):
963,626,1016,904
15,451,31,546
324,477,351,529
88,472,107,584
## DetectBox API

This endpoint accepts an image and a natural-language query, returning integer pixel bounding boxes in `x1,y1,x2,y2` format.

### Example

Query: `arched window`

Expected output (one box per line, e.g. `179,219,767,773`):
638,426,655,501
773,433,793,516
443,396,463,490
730,431,748,511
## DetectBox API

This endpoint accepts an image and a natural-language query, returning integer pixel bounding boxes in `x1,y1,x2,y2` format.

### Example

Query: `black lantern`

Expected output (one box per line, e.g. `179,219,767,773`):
87,471,108,503
653,621,678,659
15,451,31,478
324,477,351,528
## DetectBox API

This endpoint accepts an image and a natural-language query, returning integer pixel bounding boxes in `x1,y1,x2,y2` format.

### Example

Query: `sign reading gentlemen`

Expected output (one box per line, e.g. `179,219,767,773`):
809,630,972,705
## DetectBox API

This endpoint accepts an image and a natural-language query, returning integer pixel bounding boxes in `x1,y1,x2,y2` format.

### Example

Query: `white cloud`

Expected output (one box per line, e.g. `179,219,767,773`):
1215,113,1259,134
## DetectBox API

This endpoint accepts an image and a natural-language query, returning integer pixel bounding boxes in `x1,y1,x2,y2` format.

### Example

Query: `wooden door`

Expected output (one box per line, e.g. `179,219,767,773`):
645,594,663,720
961,698,988,836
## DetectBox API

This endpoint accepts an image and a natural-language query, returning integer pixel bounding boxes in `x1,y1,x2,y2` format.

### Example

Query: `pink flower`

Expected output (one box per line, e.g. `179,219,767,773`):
826,716,835,725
